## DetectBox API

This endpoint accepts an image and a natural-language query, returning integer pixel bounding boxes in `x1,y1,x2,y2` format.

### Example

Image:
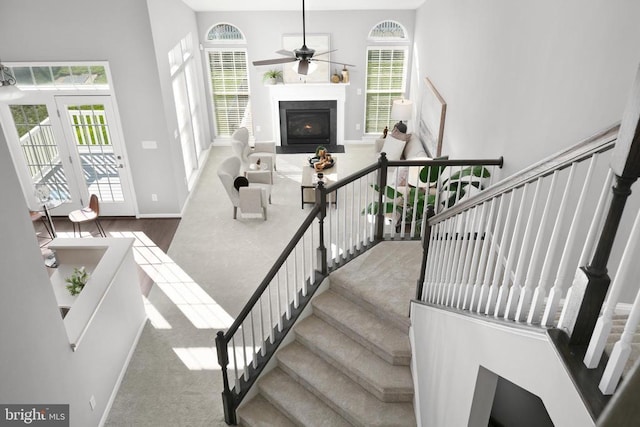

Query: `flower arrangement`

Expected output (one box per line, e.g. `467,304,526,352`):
66,267,89,296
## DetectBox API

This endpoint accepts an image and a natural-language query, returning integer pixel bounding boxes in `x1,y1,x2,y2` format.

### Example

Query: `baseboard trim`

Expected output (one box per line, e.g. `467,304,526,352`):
136,213,182,219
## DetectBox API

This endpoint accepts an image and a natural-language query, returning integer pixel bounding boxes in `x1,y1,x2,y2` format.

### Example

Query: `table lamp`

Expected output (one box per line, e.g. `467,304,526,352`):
391,98,413,133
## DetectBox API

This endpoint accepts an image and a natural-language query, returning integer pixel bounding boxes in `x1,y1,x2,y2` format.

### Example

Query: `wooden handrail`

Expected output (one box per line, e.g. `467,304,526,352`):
221,206,320,341
429,123,619,224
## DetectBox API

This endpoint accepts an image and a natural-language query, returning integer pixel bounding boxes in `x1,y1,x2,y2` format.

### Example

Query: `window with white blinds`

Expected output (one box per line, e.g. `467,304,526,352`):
364,47,408,134
207,49,252,137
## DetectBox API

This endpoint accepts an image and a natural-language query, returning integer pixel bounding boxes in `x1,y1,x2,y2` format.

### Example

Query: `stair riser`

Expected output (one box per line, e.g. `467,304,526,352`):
277,357,367,427
313,302,411,366
331,279,411,333
295,332,414,403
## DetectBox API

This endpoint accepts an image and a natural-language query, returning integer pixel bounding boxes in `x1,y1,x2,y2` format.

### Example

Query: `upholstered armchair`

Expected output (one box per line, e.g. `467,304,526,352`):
217,156,272,220
230,127,277,174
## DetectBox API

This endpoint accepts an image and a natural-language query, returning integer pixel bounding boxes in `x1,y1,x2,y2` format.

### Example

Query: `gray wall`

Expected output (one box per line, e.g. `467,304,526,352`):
411,0,640,179
0,0,188,216
195,10,416,142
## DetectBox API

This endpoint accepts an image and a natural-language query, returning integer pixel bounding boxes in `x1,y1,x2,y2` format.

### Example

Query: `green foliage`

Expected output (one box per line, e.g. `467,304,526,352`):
262,69,283,81
364,164,492,231
65,267,89,296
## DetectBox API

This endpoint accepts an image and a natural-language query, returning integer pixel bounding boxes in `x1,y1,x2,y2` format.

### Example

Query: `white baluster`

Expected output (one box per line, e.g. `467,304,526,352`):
267,279,274,344
459,205,481,309
477,195,506,313
599,208,640,393
585,203,640,371
486,191,516,316
506,182,539,319
426,221,442,303
529,167,575,324
516,172,559,322
446,212,467,306
452,209,472,307
558,169,614,332
497,185,528,319
470,198,497,311
542,157,598,327
437,218,457,304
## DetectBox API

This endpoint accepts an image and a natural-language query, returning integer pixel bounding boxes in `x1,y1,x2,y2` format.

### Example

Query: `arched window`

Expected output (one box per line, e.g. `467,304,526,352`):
205,23,252,137
206,23,245,43
364,21,410,134
368,20,408,41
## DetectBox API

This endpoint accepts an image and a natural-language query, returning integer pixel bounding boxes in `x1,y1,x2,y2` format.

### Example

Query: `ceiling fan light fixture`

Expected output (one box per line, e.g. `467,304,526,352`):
292,60,317,76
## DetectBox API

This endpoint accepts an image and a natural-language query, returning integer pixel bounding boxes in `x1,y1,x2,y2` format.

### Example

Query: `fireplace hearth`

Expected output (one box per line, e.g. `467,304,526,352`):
279,100,340,153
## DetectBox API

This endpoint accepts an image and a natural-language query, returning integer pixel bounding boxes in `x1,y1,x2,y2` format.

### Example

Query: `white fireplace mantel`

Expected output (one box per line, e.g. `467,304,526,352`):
268,83,348,146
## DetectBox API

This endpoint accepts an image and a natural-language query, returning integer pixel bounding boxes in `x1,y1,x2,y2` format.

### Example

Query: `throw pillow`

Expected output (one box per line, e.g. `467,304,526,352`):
391,127,411,142
381,135,406,161
233,176,249,191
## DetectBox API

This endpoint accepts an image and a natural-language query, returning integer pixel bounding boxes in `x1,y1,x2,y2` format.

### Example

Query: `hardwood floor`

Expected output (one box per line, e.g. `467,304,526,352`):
35,216,181,296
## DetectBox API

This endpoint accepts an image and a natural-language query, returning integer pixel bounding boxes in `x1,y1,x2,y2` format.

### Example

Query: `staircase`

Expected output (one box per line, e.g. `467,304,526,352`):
237,241,421,426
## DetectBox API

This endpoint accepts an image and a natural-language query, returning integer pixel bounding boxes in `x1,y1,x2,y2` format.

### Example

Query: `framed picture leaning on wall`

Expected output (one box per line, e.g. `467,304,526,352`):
418,76,447,157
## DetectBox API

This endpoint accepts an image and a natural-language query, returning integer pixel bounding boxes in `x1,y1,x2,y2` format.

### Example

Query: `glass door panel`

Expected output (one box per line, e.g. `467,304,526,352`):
56,96,134,215
7,104,79,206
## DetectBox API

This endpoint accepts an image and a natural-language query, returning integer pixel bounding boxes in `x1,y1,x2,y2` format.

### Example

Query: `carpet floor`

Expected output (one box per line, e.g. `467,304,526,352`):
105,144,377,426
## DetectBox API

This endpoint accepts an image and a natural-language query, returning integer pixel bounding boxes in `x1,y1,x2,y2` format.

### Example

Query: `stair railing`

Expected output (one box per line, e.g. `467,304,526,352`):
418,124,619,326
215,152,503,424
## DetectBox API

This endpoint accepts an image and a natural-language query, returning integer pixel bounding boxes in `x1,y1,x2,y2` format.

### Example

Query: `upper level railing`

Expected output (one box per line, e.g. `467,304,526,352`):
215,153,503,424
416,120,640,416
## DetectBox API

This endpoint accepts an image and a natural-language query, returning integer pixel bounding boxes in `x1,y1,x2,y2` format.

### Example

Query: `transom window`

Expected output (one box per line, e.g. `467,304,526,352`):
207,23,245,43
368,20,408,41
205,23,252,138
9,63,109,90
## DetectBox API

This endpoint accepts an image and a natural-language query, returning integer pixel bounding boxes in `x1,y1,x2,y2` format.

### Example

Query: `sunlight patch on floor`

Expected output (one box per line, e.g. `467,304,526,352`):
50,230,234,330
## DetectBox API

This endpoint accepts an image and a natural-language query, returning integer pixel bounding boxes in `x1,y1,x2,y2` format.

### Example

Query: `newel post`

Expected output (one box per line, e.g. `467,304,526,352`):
570,65,640,346
375,152,389,241
315,180,328,275
416,206,436,300
215,331,237,425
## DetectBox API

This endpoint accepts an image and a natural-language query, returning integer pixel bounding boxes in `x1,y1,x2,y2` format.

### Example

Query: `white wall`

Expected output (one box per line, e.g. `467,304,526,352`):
0,0,186,216
410,303,594,427
0,127,146,426
195,10,416,142
411,0,640,179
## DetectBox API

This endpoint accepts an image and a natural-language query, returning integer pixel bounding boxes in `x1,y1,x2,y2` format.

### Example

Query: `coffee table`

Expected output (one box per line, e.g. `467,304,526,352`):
301,163,338,208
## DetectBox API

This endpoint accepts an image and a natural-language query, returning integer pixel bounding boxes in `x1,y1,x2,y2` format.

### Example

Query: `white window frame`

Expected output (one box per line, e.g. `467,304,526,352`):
364,46,409,135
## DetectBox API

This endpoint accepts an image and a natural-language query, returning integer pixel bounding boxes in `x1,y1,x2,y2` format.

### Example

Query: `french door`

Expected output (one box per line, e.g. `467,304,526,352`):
1,95,135,216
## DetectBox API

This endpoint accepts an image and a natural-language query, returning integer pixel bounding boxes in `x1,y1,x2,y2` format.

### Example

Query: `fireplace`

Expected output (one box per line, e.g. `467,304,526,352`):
279,100,337,152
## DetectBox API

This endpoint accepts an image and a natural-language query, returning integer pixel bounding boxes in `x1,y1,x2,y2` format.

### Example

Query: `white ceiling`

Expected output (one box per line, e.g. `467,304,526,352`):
181,0,425,12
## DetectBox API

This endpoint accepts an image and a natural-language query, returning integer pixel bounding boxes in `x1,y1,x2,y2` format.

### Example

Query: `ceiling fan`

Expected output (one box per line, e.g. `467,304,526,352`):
252,0,354,76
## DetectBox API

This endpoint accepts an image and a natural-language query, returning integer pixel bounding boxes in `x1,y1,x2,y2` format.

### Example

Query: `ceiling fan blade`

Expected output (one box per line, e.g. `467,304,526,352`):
312,59,356,67
297,60,309,75
252,57,298,66
314,49,338,57
275,49,294,57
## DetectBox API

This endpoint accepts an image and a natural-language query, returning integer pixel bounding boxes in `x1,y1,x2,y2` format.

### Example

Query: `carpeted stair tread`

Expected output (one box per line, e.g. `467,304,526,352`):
312,290,411,365
277,341,416,427
329,241,421,332
295,315,414,402
257,368,350,426
237,394,295,427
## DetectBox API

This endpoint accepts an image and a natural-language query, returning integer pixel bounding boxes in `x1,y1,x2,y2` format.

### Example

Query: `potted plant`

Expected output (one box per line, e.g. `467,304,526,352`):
65,266,89,296
364,165,492,235
263,69,282,85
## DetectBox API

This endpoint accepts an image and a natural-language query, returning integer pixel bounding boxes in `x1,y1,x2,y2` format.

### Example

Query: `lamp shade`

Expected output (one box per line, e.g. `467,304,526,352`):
391,99,413,122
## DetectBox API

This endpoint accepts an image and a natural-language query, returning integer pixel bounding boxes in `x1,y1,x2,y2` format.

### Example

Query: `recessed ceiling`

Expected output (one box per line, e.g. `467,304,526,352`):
181,0,425,12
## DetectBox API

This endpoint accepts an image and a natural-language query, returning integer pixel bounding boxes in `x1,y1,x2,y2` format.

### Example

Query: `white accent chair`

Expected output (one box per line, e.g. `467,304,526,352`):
217,157,272,220
230,127,277,175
